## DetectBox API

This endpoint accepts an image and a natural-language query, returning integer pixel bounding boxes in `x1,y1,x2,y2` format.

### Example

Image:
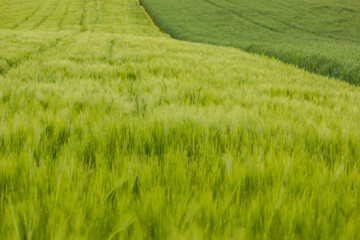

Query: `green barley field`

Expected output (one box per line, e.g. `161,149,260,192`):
140,0,360,84
1,0,360,239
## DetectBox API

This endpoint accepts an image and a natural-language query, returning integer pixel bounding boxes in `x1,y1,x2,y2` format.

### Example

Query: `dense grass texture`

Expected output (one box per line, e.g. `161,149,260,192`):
1,0,360,239
140,0,360,85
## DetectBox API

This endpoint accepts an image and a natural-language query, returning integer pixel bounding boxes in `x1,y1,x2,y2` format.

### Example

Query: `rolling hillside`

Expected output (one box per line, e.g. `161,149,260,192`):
1,0,360,239
140,0,360,84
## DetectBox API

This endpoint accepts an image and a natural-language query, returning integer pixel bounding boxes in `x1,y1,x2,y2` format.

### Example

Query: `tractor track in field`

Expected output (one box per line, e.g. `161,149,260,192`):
89,0,100,32
224,0,360,44
57,0,72,30
201,0,282,34
106,39,116,65
32,0,60,29
79,0,89,31
10,0,48,29
242,5,360,44
0,38,62,76
94,0,100,24
0,33,79,77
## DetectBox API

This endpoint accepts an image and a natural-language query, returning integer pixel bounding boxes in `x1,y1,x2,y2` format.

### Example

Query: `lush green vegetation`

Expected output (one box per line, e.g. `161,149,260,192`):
1,0,360,239
140,0,360,84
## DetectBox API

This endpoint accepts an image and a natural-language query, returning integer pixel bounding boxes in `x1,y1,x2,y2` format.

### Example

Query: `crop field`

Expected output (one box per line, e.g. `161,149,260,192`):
140,0,360,85
1,0,360,239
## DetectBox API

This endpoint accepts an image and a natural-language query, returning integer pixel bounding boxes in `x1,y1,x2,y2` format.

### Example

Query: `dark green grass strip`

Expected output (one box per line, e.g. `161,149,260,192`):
140,0,360,85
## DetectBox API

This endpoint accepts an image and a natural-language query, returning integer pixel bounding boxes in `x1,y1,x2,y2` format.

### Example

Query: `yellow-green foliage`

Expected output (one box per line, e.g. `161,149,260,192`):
0,0,360,239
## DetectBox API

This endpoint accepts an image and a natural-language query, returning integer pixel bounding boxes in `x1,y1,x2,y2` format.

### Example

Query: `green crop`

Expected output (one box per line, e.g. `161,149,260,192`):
140,0,360,85
0,0,360,239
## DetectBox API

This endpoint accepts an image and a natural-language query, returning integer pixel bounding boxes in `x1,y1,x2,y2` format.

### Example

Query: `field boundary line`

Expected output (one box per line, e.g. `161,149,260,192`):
139,0,167,33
